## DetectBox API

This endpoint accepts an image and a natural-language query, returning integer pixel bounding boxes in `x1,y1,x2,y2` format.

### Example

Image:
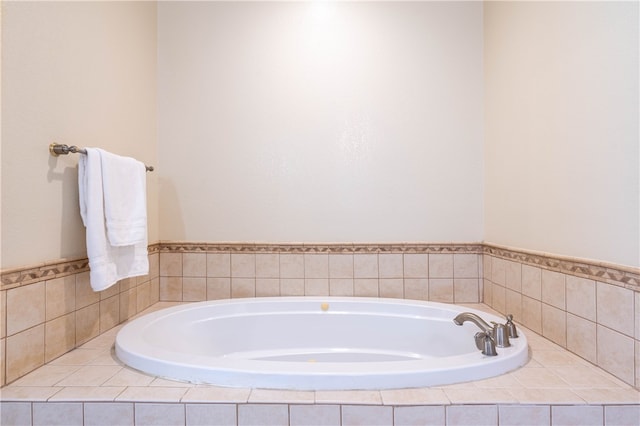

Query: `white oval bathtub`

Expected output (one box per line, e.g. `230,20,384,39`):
115,297,528,390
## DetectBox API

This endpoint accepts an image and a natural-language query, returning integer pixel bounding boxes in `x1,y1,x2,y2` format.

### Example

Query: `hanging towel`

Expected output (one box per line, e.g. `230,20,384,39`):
78,148,149,292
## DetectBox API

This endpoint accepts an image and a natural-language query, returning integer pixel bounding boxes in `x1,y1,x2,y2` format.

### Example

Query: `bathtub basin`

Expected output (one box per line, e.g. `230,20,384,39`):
115,297,528,390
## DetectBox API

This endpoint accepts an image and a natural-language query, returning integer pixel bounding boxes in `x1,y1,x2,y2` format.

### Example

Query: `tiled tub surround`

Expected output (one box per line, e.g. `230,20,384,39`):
481,245,640,390
1,302,639,426
0,251,160,387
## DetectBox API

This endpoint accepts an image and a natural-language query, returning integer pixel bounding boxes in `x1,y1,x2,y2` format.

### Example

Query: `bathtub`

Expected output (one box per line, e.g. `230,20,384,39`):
115,297,529,390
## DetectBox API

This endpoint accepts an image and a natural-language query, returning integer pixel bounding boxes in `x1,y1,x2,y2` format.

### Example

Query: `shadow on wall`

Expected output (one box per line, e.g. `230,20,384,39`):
47,156,86,258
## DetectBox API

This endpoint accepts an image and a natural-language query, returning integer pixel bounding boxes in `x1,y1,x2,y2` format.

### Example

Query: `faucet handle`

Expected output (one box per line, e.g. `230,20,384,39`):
505,314,519,338
479,331,498,356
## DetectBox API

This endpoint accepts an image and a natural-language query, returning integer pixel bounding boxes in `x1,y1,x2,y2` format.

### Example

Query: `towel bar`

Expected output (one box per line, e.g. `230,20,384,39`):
49,143,154,172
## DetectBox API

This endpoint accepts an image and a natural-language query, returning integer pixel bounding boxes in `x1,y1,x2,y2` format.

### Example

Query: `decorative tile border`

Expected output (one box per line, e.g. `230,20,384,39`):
157,242,484,254
0,244,160,291
2,242,638,291
483,243,640,291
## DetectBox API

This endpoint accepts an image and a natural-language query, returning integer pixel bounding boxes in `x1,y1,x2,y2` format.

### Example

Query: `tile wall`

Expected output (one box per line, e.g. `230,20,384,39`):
482,244,640,389
156,243,484,304
0,251,160,387
2,241,639,394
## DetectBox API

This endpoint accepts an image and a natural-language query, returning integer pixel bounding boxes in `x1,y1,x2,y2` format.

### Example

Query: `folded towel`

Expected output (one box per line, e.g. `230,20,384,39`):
100,149,148,246
78,148,149,292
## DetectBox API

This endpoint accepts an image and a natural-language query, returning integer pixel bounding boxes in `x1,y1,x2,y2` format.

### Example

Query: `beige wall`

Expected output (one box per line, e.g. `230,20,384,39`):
484,1,640,268
1,1,158,269
157,1,484,244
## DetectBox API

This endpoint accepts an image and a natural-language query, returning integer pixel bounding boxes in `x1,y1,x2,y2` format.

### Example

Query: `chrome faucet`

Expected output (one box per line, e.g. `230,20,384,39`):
453,312,518,356
453,312,493,334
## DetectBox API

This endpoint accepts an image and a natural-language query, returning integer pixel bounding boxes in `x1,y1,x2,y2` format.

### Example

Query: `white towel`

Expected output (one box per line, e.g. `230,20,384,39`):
78,148,149,292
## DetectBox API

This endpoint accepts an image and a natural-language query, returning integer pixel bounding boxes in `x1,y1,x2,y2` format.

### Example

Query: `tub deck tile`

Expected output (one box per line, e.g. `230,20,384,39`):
181,386,251,403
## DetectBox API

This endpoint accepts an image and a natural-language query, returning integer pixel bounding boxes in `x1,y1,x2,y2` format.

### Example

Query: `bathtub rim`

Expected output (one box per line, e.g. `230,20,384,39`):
115,296,530,390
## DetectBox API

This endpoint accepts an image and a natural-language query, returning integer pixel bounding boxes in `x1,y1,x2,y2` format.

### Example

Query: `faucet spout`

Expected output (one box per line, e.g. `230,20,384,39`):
453,312,493,334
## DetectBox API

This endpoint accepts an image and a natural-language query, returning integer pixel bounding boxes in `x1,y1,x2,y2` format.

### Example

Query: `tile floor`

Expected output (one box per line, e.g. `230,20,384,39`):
1,303,639,425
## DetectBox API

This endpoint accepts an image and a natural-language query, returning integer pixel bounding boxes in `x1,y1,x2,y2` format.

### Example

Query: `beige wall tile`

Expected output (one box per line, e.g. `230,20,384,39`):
280,254,304,278
394,406,445,426
135,403,185,425
290,405,341,426
45,276,76,321
454,278,480,303
566,276,596,321
447,405,497,426
505,288,522,321
305,278,329,296
522,296,542,334
207,253,230,277
329,278,354,296
33,402,83,426
256,278,280,297
99,282,120,300
45,312,75,363
636,291,640,340
329,254,354,278
231,253,256,278
636,340,640,388
404,253,428,278
148,253,160,280
256,253,279,278
76,303,100,345
6,324,45,383
84,402,134,426
231,278,256,298
379,253,403,278
429,278,453,303
551,405,603,426
304,253,328,278
354,254,378,278
379,278,403,298
404,278,428,300
280,278,304,296
597,324,635,385
119,288,138,322
492,282,506,313
429,254,453,278
483,278,493,306
542,303,567,347
119,277,136,292
0,337,5,386
505,260,522,292
207,277,231,300
238,404,288,426
354,278,379,297
566,313,597,364
186,403,237,426
99,296,120,334
491,257,507,286
342,405,393,426
1,290,6,339
597,281,635,337
160,277,183,301
159,252,182,277
453,254,479,278
521,265,542,300
150,278,160,305
136,281,151,312
76,272,100,309
7,282,45,336
483,255,492,281
541,269,565,309
183,277,206,301
499,405,550,426
183,253,206,277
